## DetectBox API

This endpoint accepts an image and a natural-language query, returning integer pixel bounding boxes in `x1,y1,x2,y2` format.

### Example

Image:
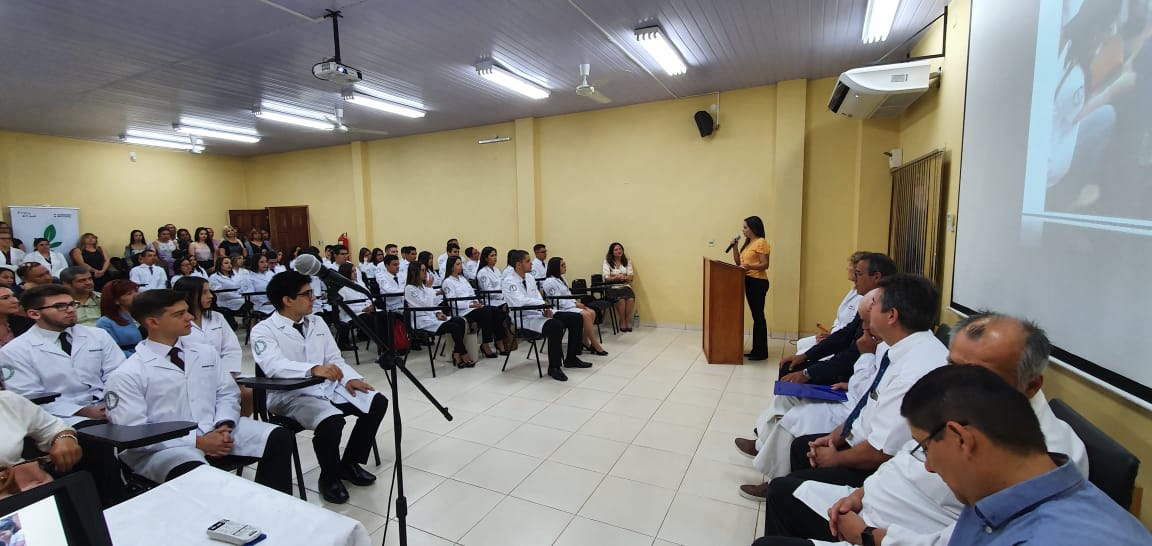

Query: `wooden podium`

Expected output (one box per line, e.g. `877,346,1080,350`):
702,258,745,364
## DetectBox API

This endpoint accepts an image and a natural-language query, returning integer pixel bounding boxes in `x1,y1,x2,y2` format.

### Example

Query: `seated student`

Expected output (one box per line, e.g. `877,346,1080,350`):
405,262,473,367
357,248,375,282
0,232,26,268
292,247,333,323
169,256,208,287
21,238,68,279
397,245,417,279
104,289,293,493
436,239,459,274
742,274,948,500
475,247,505,307
13,263,52,298
241,251,276,318
795,252,867,356
128,249,168,292
373,255,405,314
333,263,382,351
502,249,591,381
541,257,608,356
501,249,518,281
251,271,387,504
0,389,82,500
417,251,442,290
174,277,252,417
95,280,143,357
0,266,15,291
905,366,1149,545
442,256,502,358
0,285,125,425
208,255,243,330
269,250,288,274
531,243,548,280
325,244,352,273
60,266,101,327
755,312,1089,546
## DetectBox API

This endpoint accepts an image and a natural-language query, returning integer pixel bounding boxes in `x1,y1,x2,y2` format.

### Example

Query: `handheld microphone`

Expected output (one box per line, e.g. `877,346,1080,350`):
724,234,741,253
292,254,373,298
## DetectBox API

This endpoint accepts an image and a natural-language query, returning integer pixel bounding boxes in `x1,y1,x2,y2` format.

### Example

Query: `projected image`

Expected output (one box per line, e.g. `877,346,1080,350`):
0,514,26,546
0,497,67,546
1024,0,1152,228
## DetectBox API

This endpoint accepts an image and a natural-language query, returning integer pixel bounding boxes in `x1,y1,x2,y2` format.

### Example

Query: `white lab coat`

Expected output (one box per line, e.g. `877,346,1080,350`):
463,260,479,281
22,251,69,278
531,258,547,280
0,248,25,268
184,312,243,375
251,313,378,430
541,277,579,312
209,273,244,311
242,270,276,315
105,340,277,484
405,285,446,333
336,286,375,324
0,324,125,425
476,266,505,307
502,272,549,333
436,253,449,274
796,288,864,355
129,264,168,292
441,276,480,317
374,269,405,313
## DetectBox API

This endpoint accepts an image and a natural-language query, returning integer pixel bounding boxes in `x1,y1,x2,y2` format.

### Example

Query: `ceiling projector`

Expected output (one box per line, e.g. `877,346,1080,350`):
313,61,362,84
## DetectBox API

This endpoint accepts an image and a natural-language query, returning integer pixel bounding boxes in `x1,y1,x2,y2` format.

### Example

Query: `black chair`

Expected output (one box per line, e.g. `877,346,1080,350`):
571,278,610,343
933,322,951,345
403,304,448,377
588,275,620,335
332,298,376,366
502,305,549,378
1049,398,1142,513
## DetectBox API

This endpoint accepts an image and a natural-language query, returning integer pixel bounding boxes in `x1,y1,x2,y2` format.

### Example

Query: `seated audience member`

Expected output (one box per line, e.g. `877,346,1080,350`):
778,253,897,386
738,291,885,483
0,287,34,351
367,248,385,280
502,249,590,381
374,255,405,315
208,255,243,330
269,250,287,274
0,389,82,491
260,229,273,250
542,257,607,356
502,249,518,280
251,271,388,504
60,266,101,327
742,274,947,500
14,263,52,297
437,241,460,275
417,251,442,289
326,244,353,274
0,266,14,290
216,226,246,259
795,252,868,356
905,366,1147,544
462,246,480,281
21,238,67,279
531,244,548,280
383,244,398,257
189,227,215,273
405,261,472,367
95,280,143,357
397,246,417,278
103,289,293,493
357,248,374,281
151,226,178,274
0,232,25,268
129,249,168,292
175,228,192,253
242,251,276,318
0,285,125,425
602,242,638,331
174,277,251,417
755,312,1090,545
244,228,271,258
442,256,502,358
333,263,381,351
169,256,208,287
475,247,505,307
69,233,110,291
123,229,149,263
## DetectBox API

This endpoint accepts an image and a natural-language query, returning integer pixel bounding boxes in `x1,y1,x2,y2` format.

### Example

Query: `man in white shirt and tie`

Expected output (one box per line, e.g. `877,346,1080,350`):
462,246,480,281
502,249,589,381
436,240,459,275
530,244,548,280
129,249,168,291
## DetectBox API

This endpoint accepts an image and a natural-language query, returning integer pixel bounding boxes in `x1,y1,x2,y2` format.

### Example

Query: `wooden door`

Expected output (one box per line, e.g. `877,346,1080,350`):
227,209,269,240
267,206,309,254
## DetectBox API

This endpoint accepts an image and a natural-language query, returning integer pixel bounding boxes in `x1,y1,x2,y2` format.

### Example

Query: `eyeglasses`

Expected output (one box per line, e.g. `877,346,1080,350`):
35,301,81,311
292,290,314,299
909,421,966,462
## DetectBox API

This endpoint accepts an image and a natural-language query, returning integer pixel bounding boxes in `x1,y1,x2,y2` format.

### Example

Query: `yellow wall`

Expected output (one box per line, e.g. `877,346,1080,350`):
900,0,1152,526
243,144,354,249
0,131,246,251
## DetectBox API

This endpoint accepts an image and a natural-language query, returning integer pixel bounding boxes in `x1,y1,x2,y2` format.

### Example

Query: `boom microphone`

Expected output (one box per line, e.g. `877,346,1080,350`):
724,234,741,253
292,253,373,298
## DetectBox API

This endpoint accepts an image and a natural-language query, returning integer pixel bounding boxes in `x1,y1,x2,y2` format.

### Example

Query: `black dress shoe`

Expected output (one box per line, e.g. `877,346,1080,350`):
318,476,350,504
746,354,770,361
548,368,569,381
589,349,608,356
564,358,592,369
339,463,377,486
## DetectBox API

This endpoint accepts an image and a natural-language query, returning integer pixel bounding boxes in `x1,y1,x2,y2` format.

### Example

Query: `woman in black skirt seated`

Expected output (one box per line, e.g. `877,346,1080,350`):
602,242,637,331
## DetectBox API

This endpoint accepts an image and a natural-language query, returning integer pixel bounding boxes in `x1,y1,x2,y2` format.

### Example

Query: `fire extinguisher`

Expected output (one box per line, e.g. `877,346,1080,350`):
337,232,349,249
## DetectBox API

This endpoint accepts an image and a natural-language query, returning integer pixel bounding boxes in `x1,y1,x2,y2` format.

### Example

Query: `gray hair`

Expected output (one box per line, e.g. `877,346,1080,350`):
954,311,1050,388
59,265,92,283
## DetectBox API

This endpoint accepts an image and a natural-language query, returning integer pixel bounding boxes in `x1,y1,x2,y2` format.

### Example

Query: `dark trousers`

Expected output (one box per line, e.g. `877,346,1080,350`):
253,426,295,494
434,317,468,354
464,306,501,343
314,394,389,479
541,313,582,370
788,433,874,485
745,276,770,356
752,537,814,546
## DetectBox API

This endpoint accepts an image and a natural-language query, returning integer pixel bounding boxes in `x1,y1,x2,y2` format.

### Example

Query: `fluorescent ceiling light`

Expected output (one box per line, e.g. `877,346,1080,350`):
862,0,900,44
342,90,426,118
174,123,261,143
125,129,200,144
634,26,687,76
352,84,425,110
122,136,204,152
253,107,335,130
476,61,550,100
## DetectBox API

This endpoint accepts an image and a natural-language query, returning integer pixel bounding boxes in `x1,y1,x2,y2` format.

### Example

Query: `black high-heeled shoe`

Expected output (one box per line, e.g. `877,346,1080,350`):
482,349,498,358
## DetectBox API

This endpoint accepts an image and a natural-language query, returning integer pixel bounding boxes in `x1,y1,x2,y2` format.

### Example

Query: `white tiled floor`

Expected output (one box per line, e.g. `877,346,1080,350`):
237,327,787,545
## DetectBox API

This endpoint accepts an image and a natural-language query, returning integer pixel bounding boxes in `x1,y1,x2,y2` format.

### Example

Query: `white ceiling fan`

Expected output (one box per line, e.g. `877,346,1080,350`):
328,106,390,137
575,63,612,104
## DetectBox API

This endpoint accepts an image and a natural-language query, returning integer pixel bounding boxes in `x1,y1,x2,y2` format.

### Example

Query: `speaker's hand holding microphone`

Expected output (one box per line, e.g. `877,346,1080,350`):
724,235,741,253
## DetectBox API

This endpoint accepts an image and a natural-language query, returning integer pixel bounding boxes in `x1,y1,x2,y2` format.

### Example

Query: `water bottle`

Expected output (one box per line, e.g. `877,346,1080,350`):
633,311,640,329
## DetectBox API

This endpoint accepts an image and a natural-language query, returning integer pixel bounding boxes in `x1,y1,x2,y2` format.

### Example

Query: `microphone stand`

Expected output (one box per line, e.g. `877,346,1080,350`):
324,282,452,546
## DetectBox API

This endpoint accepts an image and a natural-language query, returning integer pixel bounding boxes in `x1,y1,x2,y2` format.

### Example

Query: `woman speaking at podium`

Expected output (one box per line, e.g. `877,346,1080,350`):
731,216,771,360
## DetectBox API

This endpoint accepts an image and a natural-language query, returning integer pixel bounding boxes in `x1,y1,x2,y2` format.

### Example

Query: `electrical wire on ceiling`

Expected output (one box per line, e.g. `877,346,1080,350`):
566,0,680,99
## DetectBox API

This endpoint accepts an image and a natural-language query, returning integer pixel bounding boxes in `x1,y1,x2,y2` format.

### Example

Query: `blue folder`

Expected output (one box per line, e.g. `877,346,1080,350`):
774,381,849,402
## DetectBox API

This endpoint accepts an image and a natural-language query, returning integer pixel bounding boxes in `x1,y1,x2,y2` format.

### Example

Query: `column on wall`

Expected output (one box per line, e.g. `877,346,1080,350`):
852,120,899,253
513,117,540,247
349,141,374,248
769,79,808,338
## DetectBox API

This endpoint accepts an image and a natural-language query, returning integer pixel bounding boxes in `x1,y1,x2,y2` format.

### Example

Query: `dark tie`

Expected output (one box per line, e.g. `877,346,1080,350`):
393,275,399,284
149,265,154,274
840,351,892,440
59,332,72,355
523,279,528,289
1,249,9,263
293,321,306,337
168,347,185,371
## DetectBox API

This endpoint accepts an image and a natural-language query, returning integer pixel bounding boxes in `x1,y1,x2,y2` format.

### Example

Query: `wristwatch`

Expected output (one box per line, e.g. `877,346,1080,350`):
861,526,877,546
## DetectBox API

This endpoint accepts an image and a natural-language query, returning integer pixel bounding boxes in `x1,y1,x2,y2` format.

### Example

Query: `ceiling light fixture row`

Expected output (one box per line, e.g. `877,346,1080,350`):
634,26,688,76
121,130,205,153
862,0,900,44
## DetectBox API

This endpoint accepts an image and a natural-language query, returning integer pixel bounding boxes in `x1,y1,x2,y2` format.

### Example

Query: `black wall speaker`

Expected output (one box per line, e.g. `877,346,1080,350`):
694,111,715,137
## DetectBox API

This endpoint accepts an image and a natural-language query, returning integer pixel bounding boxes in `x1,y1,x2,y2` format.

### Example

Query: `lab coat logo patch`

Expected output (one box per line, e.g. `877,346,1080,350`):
254,340,267,356
0,365,13,381
104,391,120,409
